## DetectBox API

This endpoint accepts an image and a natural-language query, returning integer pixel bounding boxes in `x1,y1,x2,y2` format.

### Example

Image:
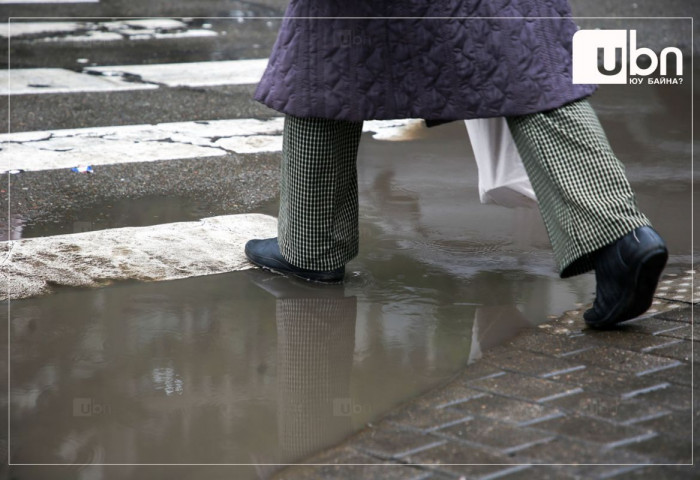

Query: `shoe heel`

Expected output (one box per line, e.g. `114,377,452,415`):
629,247,668,318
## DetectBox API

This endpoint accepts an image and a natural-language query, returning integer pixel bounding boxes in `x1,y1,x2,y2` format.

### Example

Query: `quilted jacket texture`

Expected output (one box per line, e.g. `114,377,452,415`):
254,0,597,122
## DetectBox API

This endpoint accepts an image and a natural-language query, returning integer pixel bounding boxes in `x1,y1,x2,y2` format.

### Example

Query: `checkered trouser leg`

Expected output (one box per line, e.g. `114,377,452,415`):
506,99,651,278
278,115,364,271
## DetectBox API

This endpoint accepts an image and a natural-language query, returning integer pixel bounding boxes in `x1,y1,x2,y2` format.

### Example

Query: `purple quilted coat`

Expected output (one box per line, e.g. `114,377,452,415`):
254,1,597,122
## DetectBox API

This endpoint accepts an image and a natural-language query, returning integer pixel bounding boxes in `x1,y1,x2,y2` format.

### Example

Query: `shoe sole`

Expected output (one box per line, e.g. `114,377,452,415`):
246,253,344,284
260,264,344,284
585,247,668,329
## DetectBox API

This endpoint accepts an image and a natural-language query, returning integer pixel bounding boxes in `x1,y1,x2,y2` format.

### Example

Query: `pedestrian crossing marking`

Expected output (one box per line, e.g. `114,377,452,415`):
0,118,285,172
0,67,160,95
1,118,420,173
0,19,217,41
0,0,98,3
2,59,268,95
0,21,84,37
85,59,269,88
1,213,278,301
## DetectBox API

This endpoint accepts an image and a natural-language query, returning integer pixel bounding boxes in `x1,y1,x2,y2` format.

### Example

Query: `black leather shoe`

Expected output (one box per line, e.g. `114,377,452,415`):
244,237,345,284
584,226,668,329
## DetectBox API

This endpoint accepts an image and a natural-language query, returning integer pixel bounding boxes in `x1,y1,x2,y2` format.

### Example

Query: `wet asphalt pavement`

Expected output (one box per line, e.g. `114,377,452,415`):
0,1,697,479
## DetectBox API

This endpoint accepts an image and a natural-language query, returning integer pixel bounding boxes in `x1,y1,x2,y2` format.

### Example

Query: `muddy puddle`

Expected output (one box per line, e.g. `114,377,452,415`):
4,78,695,479
9,195,279,240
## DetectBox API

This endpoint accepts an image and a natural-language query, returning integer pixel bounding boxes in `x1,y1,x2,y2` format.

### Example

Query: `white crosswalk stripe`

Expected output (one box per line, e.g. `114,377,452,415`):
0,0,98,3
1,19,187,37
0,19,218,41
1,116,419,173
1,67,160,94
0,21,85,37
3,213,278,301
2,59,269,94
86,58,269,88
0,118,285,172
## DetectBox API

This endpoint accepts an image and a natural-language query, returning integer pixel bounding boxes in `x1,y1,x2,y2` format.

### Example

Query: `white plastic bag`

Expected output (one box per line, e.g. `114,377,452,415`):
465,118,537,208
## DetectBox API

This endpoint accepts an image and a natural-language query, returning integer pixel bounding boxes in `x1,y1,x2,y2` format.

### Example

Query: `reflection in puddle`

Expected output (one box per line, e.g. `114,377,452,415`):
259,276,356,463
7,246,590,479
469,306,535,364
4,213,26,240
151,367,185,396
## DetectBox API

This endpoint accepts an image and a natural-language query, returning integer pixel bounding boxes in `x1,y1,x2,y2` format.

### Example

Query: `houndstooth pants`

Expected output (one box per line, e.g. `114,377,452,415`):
277,99,651,276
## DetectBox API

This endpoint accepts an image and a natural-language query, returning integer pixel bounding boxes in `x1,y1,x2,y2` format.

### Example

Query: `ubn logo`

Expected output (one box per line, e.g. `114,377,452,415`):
332,398,370,417
572,30,683,84
73,398,111,417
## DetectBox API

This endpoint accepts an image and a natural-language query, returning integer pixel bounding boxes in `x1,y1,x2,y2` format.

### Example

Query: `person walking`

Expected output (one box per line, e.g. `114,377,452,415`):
244,1,668,329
